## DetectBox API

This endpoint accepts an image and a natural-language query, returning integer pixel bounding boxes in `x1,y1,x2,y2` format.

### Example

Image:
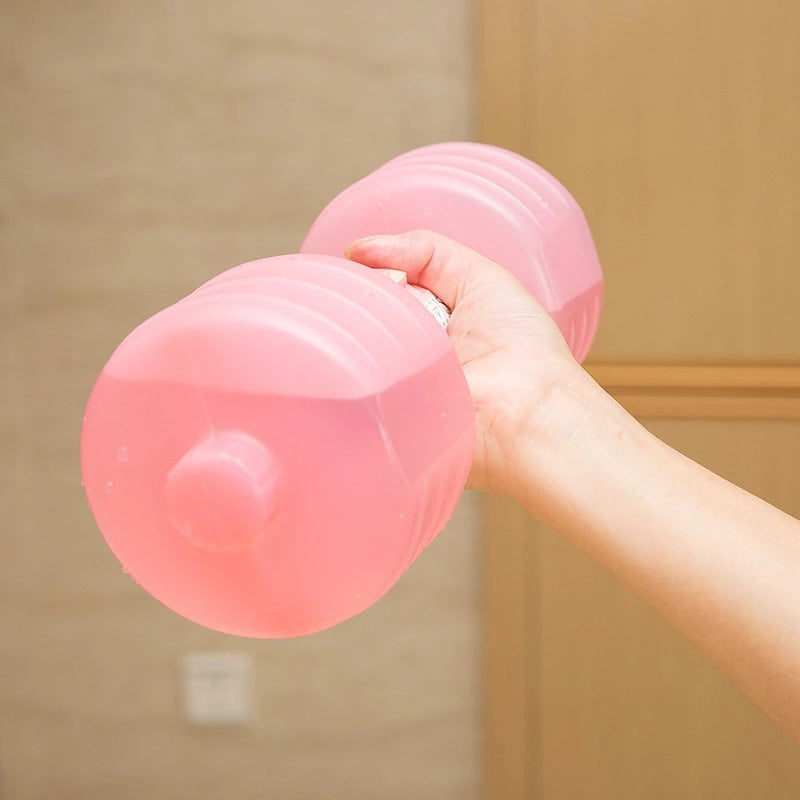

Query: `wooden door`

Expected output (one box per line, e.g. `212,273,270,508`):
478,1,800,797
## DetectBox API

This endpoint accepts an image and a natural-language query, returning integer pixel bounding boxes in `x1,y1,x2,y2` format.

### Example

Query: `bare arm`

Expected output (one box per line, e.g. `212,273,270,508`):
512,364,800,739
347,230,800,740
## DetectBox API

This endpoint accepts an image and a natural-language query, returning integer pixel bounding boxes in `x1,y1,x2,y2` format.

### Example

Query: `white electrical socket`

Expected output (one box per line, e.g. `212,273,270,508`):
181,651,254,726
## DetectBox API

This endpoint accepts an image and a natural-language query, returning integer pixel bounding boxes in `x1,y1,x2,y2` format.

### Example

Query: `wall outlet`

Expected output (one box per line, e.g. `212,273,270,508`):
180,651,254,726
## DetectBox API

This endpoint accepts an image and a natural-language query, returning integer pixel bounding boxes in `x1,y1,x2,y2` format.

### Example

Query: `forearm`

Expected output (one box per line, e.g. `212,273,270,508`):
508,368,800,739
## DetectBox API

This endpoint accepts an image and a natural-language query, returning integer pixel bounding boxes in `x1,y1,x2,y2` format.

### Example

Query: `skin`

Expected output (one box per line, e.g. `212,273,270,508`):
345,229,800,741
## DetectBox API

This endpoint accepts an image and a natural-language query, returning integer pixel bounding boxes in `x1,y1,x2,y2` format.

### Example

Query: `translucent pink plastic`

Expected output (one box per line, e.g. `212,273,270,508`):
303,141,603,360
81,143,603,638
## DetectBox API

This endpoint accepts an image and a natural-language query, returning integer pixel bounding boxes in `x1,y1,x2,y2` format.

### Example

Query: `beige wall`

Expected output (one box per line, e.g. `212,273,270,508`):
1,2,479,798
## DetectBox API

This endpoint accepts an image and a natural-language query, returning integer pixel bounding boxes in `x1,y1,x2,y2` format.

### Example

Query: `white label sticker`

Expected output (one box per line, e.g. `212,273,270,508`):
405,285,451,329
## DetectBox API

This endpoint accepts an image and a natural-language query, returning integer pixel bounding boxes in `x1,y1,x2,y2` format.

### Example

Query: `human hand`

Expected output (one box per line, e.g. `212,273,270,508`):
350,235,800,746
345,229,584,495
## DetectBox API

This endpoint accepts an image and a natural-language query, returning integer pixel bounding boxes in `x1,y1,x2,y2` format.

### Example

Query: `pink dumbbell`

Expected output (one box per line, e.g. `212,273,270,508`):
80,142,603,638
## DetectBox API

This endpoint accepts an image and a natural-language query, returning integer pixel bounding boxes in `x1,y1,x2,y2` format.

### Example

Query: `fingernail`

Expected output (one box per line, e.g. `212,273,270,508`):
379,269,408,286
344,234,392,259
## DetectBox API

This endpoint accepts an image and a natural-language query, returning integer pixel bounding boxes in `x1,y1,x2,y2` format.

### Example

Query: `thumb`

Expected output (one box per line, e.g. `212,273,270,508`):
344,229,510,311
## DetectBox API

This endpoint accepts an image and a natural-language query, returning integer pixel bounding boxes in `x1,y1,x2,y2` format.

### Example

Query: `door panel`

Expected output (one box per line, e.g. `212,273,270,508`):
530,0,800,361
534,420,800,799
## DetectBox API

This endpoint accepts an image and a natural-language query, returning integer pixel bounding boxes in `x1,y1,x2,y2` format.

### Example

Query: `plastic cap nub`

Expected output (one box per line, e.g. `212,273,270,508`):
165,431,282,553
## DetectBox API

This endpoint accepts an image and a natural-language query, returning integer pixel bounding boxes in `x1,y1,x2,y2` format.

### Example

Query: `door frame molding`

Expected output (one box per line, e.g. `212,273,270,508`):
587,364,800,420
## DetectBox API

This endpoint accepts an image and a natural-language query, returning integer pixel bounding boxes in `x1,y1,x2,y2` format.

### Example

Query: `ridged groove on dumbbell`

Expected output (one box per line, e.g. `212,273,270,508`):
301,163,559,309
377,154,549,230
199,254,433,338
112,290,388,397
187,275,407,371
190,255,467,382
385,141,574,208
388,421,472,580
379,152,559,233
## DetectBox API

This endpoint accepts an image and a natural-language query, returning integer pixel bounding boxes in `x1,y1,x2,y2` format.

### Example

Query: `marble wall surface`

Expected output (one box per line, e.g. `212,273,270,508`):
1,2,480,797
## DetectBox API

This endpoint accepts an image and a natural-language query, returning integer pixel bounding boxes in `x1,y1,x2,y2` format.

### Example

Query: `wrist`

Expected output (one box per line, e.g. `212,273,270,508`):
500,363,640,519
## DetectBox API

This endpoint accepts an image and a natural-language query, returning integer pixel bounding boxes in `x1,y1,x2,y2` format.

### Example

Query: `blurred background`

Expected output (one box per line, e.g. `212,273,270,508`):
1,2,481,799
4,1,800,799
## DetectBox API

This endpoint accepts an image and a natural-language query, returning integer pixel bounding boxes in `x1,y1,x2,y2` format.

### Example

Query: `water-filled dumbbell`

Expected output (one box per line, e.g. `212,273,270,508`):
80,142,603,638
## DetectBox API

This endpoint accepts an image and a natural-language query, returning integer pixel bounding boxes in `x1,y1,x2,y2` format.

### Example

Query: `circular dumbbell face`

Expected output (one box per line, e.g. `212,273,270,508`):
302,142,603,362
81,254,474,638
